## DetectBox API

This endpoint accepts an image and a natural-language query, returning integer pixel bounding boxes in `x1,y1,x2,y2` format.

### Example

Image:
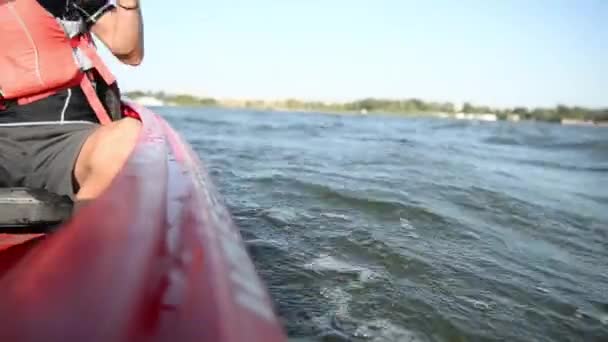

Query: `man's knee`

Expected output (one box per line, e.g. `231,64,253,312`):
73,117,142,201
89,117,142,174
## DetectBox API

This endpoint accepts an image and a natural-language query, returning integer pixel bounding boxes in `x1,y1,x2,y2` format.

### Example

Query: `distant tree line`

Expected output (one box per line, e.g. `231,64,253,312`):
123,91,608,123
327,99,607,123
124,90,217,106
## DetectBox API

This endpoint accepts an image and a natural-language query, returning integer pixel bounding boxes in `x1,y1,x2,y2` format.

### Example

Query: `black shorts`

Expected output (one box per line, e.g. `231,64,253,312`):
0,123,97,199
1,86,99,199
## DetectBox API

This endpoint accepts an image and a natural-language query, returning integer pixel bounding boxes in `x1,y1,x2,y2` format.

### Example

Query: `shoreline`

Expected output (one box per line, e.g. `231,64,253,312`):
125,92,608,127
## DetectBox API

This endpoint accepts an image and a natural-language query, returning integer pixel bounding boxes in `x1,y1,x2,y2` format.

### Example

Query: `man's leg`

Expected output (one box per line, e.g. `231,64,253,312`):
0,132,26,188
73,117,142,203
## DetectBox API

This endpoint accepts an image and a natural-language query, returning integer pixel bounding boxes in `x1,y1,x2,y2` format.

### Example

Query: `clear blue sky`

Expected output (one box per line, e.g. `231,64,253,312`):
99,0,607,108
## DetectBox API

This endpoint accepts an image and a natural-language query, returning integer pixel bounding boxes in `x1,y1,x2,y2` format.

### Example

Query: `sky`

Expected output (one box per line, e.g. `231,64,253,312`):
98,0,608,108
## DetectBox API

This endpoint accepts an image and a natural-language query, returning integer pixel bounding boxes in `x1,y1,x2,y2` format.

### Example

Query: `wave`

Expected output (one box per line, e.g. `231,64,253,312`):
431,120,473,130
353,319,426,341
320,212,351,221
512,158,608,173
328,229,435,280
539,140,608,151
247,119,346,133
179,115,236,128
576,192,608,206
483,132,608,152
254,175,449,224
353,135,416,146
304,254,380,282
483,135,522,146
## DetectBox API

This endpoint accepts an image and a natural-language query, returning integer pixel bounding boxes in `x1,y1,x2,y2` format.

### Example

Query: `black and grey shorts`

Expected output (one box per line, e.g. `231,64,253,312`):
0,87,100,199
0,123,97,199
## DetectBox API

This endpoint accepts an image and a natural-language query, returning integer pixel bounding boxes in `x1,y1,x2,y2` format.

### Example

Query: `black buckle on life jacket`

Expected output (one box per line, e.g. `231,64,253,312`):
1,99,17,107
0,97,17,110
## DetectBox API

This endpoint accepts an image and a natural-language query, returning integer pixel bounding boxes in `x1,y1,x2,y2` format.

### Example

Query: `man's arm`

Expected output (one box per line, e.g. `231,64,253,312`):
90,0,144,66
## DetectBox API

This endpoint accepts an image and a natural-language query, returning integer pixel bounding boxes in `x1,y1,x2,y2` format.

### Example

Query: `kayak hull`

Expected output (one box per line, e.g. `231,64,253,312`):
0,102,286,341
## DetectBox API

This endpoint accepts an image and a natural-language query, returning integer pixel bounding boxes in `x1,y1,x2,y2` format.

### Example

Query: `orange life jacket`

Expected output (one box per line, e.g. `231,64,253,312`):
0,0,116,124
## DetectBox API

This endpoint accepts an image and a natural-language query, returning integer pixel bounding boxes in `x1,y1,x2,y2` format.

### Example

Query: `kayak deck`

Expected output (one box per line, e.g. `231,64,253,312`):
0,102,286,341
0,188,71,231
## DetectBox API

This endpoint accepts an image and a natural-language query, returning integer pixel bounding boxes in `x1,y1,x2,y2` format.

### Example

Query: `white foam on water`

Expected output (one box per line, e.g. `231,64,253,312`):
460,296,492,311
312,279,423,341
354,319,426,342
320,286,352,319
575,308,608,325
400,218,420,238
309,286,354,334
404,231,420,239
464,230,481,240
400,217,416,230
304,254,379,282
321,212,351,220
245,238,287,250
260,207,303,224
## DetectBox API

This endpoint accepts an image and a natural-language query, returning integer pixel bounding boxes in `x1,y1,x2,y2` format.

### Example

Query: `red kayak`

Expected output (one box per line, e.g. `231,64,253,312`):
0,101,287,341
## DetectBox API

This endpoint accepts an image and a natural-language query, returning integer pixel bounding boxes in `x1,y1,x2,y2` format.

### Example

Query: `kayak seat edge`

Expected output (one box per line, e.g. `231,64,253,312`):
0,188,72,233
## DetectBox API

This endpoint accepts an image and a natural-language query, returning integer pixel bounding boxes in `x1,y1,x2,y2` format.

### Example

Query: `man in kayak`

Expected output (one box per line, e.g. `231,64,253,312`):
0,0,143,209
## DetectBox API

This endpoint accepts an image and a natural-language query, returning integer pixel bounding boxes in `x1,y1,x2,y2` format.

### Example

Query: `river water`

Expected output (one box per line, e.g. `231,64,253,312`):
160,107,608,342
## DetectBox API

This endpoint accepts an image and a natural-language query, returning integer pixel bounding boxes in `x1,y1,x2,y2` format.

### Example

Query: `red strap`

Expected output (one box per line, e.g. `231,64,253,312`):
66,34,113,125
80,75,112,125
77,34,116,86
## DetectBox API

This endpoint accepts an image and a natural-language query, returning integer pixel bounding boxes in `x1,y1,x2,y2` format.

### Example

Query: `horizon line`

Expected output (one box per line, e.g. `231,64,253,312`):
123,89,608,110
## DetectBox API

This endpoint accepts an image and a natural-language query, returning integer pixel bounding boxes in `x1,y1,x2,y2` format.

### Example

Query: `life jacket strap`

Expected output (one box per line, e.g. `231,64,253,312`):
77,34,116,86
80,73,112,125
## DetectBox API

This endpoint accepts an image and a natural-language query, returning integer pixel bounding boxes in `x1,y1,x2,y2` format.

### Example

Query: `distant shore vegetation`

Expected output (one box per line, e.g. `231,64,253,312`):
124,91,608,124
